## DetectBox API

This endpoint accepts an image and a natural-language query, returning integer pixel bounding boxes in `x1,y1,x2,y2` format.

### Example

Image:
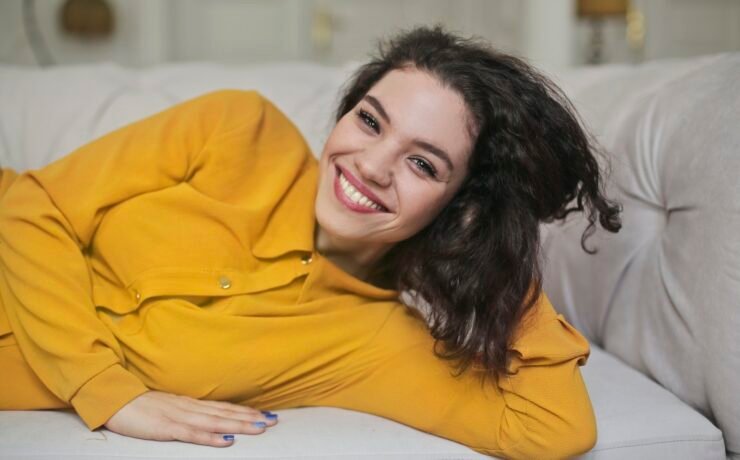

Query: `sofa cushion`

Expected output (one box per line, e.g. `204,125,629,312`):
542,53,740,458
580,343,724,459
0,344,724,459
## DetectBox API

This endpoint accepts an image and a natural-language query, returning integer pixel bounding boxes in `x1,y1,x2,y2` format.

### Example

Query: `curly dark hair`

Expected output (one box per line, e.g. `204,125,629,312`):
333,25,623,385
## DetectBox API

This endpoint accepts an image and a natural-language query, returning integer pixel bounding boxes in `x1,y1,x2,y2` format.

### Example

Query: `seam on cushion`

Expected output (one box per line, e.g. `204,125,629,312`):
649,53,728,98
592,436,725,452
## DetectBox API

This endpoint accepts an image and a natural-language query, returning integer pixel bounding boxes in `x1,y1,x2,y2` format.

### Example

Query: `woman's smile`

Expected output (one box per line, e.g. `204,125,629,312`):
333,165,390,214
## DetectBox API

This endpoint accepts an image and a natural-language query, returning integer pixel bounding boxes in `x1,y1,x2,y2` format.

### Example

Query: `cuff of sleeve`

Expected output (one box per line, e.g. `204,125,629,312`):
70,364,150,431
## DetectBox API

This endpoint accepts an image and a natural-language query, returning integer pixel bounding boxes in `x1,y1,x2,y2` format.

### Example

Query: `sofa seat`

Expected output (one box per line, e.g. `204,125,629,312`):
0,344,724,459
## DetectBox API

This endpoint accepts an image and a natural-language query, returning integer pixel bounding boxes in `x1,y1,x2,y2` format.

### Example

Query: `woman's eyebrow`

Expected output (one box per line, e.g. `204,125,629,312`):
363,94,455,172
364,94,391,123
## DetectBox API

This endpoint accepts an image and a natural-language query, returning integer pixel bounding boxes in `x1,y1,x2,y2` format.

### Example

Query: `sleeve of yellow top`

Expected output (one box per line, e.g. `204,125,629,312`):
0,89,270,430
311,292,597,460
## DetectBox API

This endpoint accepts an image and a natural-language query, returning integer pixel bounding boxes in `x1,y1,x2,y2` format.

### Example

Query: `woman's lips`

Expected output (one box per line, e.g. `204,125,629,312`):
333,166,389,214
336,165,390,208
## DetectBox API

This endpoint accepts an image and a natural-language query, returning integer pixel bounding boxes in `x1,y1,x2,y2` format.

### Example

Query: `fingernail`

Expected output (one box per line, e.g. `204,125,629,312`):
252,421,267,428
260,410,274,416
264,413,278,420
223,434,234,441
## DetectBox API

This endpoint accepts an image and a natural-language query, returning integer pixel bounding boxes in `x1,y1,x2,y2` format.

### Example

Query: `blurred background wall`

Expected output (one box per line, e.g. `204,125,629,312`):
1,0,739,72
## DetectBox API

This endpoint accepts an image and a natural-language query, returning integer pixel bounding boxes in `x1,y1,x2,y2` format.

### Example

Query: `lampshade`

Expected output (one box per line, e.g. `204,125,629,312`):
577,0,628,17
60,0,114,38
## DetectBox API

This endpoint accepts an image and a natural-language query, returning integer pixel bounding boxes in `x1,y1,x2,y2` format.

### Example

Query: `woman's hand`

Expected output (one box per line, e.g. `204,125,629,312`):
103,390,278,447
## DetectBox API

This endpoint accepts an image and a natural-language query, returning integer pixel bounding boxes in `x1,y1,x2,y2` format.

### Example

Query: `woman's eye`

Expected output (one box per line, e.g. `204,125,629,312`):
356,109,380,133
410,158,437,178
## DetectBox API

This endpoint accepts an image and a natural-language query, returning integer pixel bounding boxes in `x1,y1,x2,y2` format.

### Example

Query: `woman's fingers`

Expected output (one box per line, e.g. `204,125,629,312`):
167,422,238,447
185,405,277,427
170,407,274,434
172,395,278,426
103,390,278,448
162,409,271,448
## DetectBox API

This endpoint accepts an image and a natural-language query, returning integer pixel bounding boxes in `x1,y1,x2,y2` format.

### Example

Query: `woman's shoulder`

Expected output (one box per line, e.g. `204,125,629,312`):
182,89,313,167
184,89,295,129
185,88,266,108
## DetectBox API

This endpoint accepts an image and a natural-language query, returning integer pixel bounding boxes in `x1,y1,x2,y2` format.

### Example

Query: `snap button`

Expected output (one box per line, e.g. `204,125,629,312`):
218,275,232,289
301,253,313,265
133,290,141,301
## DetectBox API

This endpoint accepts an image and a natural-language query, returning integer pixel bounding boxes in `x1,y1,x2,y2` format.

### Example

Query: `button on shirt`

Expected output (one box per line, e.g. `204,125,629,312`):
0,90,596,459
218,275,231,289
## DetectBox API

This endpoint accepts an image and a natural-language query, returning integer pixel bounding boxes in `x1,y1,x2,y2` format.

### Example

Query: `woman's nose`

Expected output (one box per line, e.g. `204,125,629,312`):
355,151,393,188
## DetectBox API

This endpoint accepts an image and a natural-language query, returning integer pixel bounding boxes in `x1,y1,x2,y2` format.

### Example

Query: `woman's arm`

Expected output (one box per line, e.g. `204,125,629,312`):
305,292,597,459
0,89,274,430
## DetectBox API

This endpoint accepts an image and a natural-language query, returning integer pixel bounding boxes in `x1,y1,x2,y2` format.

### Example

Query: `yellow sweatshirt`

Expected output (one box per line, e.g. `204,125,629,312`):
0,89,597,459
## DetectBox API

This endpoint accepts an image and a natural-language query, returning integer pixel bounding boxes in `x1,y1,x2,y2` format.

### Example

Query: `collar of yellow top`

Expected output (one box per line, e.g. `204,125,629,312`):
250,159,318,259
248,158,399,300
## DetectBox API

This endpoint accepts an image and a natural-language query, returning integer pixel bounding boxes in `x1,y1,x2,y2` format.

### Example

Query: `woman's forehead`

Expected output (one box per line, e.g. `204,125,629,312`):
364,68,473,167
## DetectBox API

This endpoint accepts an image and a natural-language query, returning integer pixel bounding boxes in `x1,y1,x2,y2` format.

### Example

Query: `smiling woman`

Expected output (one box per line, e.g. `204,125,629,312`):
0,25,620,459
314,68,473,277
320,25,622,383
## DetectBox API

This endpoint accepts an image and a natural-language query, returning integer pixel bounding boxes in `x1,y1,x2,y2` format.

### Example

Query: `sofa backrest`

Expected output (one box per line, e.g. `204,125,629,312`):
0,61,358,171
541,53,740,457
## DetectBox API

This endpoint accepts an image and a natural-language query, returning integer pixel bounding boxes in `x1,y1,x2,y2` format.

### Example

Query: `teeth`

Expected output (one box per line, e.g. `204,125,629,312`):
338,172,383,211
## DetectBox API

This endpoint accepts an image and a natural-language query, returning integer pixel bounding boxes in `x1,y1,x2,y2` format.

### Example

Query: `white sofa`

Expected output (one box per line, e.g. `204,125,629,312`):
0,54,737,459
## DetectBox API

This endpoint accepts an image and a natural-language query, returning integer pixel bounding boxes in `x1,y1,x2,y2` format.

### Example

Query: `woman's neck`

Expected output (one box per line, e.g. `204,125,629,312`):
314,223,391,282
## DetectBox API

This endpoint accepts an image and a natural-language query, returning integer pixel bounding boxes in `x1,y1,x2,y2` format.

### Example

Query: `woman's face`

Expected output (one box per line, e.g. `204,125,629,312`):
315,67,474,250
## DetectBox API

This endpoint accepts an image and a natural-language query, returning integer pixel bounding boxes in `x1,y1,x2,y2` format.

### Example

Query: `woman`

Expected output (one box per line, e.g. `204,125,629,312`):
0,26,621,458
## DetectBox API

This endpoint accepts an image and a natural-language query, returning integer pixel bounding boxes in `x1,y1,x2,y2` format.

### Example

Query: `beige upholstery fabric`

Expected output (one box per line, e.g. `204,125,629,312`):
542,53,740,457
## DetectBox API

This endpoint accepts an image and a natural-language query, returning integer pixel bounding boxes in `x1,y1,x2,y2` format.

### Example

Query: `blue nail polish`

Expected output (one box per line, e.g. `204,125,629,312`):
223,434,234,441
265,413,278,419
260,410,274,416
252,421,267,428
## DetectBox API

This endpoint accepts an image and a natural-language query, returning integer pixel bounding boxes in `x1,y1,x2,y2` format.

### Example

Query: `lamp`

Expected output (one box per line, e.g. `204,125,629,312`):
60,0,114,39
577,0,628,64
